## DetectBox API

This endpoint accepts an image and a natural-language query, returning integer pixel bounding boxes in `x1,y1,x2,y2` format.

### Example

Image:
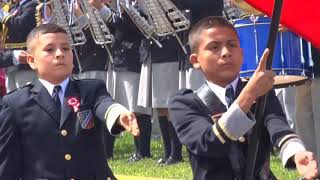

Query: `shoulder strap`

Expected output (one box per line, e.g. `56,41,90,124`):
195,82,226,115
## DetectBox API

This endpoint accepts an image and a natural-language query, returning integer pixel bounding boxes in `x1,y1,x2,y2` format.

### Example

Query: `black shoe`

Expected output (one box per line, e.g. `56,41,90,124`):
157,157,168,165
128,154,142,163
128,154,151,163
161,156,183,166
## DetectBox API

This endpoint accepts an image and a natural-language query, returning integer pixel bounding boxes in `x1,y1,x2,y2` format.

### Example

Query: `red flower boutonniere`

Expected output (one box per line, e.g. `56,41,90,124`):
67,96,80,112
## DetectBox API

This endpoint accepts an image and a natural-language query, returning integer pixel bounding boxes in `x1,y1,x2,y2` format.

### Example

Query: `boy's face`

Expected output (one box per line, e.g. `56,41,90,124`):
190,26,243,87
27,32,73,84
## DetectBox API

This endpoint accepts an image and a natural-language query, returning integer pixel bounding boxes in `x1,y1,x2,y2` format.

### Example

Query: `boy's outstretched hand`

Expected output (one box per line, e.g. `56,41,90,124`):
295,151,318,180
118,112,140,136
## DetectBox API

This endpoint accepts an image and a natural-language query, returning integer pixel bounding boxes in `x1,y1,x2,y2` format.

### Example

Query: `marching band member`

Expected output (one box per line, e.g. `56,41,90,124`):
0,0,38,92
98,0,153,162
71,0,116,159
295,47,320,167
72,1,112,87
136,0,184,165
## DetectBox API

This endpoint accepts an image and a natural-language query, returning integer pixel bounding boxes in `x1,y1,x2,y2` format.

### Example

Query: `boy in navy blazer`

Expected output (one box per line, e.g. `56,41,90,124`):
0,23,139,180
169,16,318,180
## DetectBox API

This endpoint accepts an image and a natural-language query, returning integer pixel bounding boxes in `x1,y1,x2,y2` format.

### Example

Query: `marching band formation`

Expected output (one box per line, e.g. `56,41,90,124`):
0,0,319,179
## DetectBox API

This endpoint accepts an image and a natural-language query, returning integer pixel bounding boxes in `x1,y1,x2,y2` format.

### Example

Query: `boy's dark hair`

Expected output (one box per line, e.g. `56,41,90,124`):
188,16,238,53
26,23,68,53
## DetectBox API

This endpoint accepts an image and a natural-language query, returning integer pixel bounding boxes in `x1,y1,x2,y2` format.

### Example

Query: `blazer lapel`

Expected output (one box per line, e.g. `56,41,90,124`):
30,80,60,124
60,80,80,128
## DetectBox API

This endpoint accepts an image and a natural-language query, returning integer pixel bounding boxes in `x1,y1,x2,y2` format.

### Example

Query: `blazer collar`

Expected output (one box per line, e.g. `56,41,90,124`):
30,79,80,127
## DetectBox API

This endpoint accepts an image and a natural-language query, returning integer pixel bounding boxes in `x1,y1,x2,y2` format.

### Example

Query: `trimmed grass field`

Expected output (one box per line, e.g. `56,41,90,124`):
109,133,299,180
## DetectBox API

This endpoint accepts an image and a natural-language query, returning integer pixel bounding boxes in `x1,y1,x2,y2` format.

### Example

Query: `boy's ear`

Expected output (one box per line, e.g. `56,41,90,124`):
190,53,201,69
27,53,37,70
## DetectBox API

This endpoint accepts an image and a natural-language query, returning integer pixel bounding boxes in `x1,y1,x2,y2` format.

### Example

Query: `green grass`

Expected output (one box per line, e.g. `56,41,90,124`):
109,133,300,180
270,156,299,180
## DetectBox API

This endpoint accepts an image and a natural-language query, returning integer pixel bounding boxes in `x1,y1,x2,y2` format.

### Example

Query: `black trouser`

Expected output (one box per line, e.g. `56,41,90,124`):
134,114,152,157
159,116,182,159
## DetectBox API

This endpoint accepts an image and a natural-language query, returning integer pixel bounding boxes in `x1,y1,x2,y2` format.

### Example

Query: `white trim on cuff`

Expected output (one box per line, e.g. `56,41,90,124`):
105,103,128,135
218,102,255,140
280,138,306,167
212,124,226,144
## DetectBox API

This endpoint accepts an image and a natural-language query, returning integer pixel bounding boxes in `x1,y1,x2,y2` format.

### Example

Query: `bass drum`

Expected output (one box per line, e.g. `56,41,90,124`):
234,17,313,88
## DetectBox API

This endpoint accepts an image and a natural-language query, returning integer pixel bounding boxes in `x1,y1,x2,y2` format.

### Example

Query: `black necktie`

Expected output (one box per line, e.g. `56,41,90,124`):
225,86,235,108
225,86,244,180
52,85,61,116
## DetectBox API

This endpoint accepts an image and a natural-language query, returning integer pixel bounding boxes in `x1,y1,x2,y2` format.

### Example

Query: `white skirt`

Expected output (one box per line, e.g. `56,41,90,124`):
137,61,179,108
106,61,114,97
77,71,108,81
113,71,152,115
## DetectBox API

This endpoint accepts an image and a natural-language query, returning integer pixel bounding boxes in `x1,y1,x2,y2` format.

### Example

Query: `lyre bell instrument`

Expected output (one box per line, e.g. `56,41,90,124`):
50,0,87,46
77,0,113,45
119,0,190,54
144,0,190,53
119,1,163,48
152,0,189,34
77,0,114,62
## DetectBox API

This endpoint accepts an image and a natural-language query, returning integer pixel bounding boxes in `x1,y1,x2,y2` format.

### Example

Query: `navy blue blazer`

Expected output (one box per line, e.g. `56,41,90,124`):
109,12,143,73
74,27,111,73
0,78,118,180
169,81,295,180
4,0,37,47
2,0,37,70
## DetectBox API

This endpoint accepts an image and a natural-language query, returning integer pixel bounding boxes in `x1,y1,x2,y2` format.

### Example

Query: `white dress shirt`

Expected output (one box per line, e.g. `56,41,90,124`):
39,77,69,108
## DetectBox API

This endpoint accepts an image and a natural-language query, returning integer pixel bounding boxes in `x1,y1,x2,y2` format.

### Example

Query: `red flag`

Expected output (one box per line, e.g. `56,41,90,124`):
244,0,320,48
